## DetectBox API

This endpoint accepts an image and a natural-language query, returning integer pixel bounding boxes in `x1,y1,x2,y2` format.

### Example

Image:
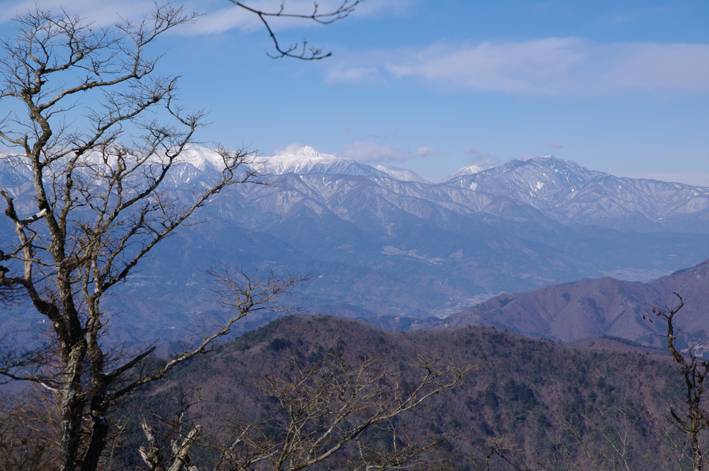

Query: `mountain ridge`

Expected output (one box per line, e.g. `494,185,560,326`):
1,147,707,345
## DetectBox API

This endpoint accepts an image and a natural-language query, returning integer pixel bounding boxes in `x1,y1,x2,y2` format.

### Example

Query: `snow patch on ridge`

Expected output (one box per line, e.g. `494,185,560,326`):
443,165,484,182
178,146,231,171
264,146,339,174
375,165,428,182
169,145,342,175
255,145,390,178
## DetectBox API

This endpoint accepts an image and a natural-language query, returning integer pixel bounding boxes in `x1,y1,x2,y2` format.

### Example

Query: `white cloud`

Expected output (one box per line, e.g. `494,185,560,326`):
173,0,339,35
188,0,416,35
1,0,401,35
465,148,499,168
544,141,564,149
274,142,304,154
378,39,709,95
1,0,151,25
326,66,381,84
416,146,440,157
185,7,262,35
339,141,411,163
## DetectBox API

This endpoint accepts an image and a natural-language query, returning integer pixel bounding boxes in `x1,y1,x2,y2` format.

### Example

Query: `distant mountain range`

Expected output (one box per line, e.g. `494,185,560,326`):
1,147,708,344
443,155,708,233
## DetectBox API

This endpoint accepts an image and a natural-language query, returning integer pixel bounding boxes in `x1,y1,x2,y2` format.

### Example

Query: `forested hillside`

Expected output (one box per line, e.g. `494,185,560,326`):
123,315,696,470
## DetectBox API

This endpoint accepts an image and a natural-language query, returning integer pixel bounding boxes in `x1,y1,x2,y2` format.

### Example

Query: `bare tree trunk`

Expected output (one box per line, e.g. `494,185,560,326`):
650,293,709,471
0,2,362,469
59,345,87,471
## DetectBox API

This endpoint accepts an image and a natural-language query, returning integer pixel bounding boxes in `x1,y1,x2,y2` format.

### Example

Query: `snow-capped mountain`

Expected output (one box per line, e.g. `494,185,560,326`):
374,165,428,182
2,147,707,235
444,155,709,232
257,146,387,178
164,145,428,181
2,147,708,344
442,164,484,181
177,146,233,171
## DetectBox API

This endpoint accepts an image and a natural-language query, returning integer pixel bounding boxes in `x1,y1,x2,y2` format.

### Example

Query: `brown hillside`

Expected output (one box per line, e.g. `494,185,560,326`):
445,259,708,355
134,315,695,470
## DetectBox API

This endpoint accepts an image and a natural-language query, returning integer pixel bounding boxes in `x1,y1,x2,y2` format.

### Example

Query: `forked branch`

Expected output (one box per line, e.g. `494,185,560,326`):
650,293,709,471
228,0,364,59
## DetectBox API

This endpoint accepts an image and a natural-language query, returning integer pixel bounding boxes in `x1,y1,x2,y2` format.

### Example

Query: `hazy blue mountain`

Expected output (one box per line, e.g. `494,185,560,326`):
1,147,708,344
446,259,709,357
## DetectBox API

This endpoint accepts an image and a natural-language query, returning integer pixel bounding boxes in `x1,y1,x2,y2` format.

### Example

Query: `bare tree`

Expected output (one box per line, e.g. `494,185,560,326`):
550,406,653,471
649,293,709,471
138,348,472,470
0,2,350,469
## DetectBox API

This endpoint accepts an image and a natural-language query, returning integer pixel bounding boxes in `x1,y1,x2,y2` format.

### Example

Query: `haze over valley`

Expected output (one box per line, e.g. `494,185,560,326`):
2,146,706,348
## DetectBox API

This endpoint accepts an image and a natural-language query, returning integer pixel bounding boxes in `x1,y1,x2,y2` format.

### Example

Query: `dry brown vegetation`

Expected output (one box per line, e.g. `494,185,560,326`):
70,314,700,470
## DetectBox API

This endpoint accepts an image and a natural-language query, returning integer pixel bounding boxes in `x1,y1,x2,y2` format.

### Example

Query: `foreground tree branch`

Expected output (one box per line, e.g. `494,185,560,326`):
650,293,709,471
0,4,327,470
229,0,364,59
139,349,472,470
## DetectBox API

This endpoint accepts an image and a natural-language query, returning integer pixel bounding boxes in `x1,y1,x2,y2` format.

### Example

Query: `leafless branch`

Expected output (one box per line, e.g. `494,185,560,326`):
228,0,365,60
649,293,709,471
210,349,472,470
0,2,358,470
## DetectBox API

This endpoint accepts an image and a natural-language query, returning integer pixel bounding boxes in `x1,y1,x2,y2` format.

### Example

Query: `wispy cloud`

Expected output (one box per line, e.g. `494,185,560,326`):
329,39,709,96
326,65,381,84
1,0,151,25
1,0,410,34
544,141,564,149
416,146,440,157
190,0,415,35
274,142,304,154
339,141,411,163
465,148,499,167
176,0,350,35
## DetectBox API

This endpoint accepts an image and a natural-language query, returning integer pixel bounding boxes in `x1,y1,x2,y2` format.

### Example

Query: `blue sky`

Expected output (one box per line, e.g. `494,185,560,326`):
2,0,708,184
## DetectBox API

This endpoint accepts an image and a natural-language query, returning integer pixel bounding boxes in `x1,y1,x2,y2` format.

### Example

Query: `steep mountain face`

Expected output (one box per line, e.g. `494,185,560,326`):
1,147,708,344
446,259,709,356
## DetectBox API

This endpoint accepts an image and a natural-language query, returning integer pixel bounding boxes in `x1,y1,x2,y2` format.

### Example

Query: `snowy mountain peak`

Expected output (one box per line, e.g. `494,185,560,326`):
257,145,391,178
523,155,593,173
283,145,332,160
442,165,484,182
176,146,229,171
264,146,339,173
375,165,428,182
